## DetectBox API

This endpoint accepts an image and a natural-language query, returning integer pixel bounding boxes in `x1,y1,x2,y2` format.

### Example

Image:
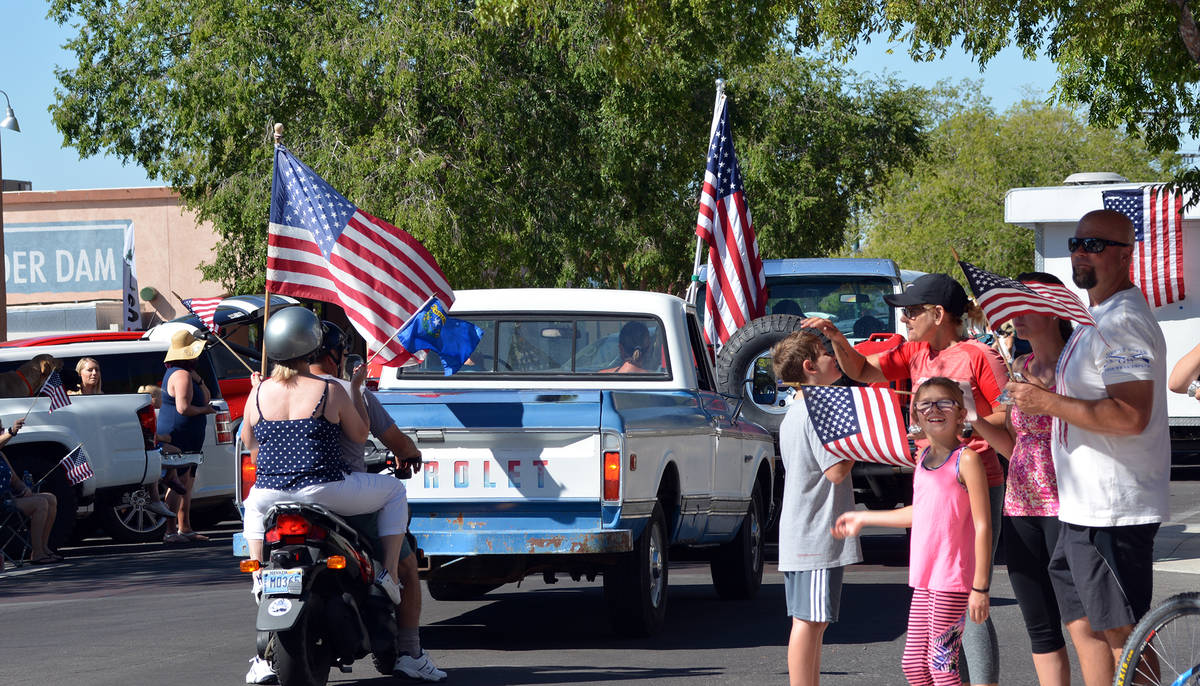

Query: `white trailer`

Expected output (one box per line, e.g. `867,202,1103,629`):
1005,174,1200,458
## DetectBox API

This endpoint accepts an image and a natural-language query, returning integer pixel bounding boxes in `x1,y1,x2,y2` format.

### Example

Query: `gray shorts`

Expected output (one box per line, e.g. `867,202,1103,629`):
784,567,844,623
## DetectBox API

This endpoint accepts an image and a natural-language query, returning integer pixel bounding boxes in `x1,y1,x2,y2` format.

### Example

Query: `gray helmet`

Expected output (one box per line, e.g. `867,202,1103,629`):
263,306,323,362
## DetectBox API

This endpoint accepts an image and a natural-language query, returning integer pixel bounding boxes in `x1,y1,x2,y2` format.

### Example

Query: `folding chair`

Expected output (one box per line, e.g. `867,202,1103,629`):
0,500,33,570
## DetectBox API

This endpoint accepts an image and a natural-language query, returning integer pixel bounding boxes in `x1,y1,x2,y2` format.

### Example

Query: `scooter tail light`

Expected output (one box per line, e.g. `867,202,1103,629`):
275,514,310,536
240,559,261,572
326,556,347,569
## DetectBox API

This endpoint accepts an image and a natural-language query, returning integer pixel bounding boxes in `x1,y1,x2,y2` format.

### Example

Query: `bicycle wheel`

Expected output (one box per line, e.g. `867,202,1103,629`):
1115,592,1200,686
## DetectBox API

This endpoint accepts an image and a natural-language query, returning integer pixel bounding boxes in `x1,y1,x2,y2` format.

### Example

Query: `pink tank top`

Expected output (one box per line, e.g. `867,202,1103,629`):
909,445,976,592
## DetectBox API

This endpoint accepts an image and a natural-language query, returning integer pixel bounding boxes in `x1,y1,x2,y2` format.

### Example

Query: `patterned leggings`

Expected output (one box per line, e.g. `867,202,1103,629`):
902,588,970,686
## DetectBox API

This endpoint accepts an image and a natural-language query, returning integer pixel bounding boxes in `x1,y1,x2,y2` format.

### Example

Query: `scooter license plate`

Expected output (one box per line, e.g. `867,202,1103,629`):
261,569,303,596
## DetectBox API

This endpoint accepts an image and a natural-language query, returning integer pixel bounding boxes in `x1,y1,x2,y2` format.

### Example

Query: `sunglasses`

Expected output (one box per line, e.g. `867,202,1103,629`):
914,399,960,413
1068,237,1131,254
901,305,932,319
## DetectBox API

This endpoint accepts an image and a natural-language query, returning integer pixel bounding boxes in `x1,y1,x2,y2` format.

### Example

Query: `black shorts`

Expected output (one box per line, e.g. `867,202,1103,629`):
1047,521,1159,632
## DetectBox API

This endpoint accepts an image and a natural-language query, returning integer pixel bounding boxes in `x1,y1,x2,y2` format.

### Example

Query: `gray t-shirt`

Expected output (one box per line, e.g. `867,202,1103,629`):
777,400,863,572
317,374,396,473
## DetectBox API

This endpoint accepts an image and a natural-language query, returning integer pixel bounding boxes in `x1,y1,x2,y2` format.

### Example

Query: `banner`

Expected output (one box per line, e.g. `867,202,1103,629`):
121,221,140,330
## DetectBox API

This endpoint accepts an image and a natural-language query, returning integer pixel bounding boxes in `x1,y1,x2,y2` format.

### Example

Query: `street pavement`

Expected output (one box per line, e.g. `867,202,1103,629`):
3,480,1200,685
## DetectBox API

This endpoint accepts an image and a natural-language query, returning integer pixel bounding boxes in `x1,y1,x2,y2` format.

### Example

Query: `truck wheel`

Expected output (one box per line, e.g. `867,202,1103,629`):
710,484,765,600
6,452,77,551
715,314,810,432
426,581,502,601
604,502,668,636
97,487,170,543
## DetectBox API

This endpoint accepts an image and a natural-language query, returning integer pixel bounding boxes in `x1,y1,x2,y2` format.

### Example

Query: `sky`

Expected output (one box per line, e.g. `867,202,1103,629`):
0,4,1069,192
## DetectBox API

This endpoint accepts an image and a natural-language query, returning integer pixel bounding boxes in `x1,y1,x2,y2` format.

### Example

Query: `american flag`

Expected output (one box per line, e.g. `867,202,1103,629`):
58,444,94,485
803,385,914,467
182,296,222,333
266,146,454,366
695,95,767,347
959,261,1097,330
38,370,71,412
1103,186,1185,307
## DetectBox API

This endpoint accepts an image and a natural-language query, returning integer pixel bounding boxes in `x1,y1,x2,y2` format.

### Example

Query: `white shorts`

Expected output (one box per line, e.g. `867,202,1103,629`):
242,471,408,540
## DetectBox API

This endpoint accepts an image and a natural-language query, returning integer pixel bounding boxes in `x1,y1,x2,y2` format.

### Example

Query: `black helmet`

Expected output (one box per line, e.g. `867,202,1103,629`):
263,307,322,362
313,321,348,361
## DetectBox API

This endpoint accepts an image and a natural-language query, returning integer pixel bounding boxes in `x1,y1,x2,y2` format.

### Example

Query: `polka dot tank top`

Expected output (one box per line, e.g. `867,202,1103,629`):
252,380,349,491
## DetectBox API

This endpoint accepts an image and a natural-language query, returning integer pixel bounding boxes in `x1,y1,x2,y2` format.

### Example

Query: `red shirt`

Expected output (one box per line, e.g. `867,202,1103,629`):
877,339,1007,487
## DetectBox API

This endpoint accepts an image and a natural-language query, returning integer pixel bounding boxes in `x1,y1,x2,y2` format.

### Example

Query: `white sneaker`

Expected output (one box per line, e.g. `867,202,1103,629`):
375,568,403,605
148,500,176,517
245,656,278,684
394,651,446,682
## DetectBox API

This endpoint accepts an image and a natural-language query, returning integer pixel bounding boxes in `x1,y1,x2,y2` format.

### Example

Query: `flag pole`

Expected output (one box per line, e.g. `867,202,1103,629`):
686,78,726,308
171,291,256,375
260,123,285,378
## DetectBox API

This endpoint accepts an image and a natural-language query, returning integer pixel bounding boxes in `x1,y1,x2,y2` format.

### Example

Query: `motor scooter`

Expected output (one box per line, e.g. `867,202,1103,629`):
244,502,399,686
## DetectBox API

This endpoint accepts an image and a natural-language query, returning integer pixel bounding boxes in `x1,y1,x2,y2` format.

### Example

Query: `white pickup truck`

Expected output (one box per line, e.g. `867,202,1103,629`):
0,339,234,544
374,289,775,636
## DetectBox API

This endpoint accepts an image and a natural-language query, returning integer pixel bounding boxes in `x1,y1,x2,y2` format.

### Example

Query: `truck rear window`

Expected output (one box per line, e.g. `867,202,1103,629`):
699,276,896,342
397,315,671,378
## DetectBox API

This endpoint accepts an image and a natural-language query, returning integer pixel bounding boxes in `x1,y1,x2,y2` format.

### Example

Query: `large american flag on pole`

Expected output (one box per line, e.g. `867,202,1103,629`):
959,261,1097,330
58,444,94,485
695,95,767,347
266,146,454,366
1102,186,1185,307
803,385,914,467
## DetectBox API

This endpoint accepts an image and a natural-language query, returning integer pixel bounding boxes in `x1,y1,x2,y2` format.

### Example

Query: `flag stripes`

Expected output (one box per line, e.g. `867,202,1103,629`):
1102,186,1185,307
804,385,914,467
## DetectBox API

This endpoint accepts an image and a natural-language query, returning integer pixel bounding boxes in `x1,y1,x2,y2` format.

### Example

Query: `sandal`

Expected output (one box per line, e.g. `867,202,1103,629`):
31,555,62,565
180,531,210,542
163,532,189,545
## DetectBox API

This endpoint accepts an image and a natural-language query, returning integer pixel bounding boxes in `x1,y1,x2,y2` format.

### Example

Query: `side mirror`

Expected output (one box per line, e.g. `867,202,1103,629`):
750,366,778,405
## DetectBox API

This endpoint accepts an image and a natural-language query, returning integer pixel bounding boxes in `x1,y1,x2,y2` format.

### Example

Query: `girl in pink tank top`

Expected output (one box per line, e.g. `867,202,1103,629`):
834,377,993,685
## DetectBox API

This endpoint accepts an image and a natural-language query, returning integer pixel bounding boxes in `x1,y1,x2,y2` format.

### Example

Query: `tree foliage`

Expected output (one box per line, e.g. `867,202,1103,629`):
481,0,1200,154
49,0,928,295
855,94,1182,278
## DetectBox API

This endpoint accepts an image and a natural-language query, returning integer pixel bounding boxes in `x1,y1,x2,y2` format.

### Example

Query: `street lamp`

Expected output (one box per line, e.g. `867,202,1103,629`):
0,89,19,341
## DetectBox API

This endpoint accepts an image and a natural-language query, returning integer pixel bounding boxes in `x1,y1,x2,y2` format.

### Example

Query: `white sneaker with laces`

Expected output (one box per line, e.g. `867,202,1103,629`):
375,568,403,605
245,656,278,685
394,651,446,682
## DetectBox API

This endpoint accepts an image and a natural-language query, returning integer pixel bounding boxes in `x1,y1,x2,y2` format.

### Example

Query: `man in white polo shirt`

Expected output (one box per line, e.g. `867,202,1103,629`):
1006,208,1169,686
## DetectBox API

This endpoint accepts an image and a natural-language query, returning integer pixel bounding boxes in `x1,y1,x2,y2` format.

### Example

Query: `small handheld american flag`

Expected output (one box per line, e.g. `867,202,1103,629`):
182,296,223,334
38,370,72,412
59,444,94,485
803,385,914,467
959,261,1097,330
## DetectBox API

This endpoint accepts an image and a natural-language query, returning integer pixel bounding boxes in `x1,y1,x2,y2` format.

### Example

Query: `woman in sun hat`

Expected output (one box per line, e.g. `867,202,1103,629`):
159,329,217,544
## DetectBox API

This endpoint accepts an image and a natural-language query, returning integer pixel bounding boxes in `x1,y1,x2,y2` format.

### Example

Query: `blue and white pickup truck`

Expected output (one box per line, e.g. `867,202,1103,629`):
375,289,775,635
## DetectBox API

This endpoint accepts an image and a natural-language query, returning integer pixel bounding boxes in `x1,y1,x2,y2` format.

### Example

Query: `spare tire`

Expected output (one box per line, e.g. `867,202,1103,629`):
714,314,811,433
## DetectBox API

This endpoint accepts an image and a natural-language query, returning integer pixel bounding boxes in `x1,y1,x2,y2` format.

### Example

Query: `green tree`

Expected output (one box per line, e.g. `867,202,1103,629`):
49,1,928,295
855,96,1182,277
482,0,1200,154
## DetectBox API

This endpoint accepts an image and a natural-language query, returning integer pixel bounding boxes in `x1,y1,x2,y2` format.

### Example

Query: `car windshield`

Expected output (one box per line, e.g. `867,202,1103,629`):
698,276,895,343
397,315,670,377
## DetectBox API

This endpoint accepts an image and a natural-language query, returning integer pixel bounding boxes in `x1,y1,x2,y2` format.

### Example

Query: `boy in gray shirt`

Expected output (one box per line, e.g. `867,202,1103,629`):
773,330,863,686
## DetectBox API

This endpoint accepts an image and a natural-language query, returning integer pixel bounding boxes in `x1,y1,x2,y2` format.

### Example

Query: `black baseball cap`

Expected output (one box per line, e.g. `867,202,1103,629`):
882,273,969,317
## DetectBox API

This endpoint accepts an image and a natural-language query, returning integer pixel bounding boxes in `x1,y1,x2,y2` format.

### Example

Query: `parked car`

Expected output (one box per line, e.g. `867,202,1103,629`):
0,339,235,543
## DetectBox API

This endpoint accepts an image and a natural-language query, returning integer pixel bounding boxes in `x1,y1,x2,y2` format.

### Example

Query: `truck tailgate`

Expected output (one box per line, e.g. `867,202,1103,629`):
383,390,604,502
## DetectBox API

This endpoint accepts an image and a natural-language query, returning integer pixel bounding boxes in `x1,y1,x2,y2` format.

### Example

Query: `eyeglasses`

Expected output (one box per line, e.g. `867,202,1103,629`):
1068,237,1131,254
901,305,931,319
914,399,959,412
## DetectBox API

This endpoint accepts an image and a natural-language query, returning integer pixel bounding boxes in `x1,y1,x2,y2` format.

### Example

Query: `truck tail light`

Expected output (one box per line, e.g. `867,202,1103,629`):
603,450,620,501
215,410,234,445
240,451,256,503
137,404,157,450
